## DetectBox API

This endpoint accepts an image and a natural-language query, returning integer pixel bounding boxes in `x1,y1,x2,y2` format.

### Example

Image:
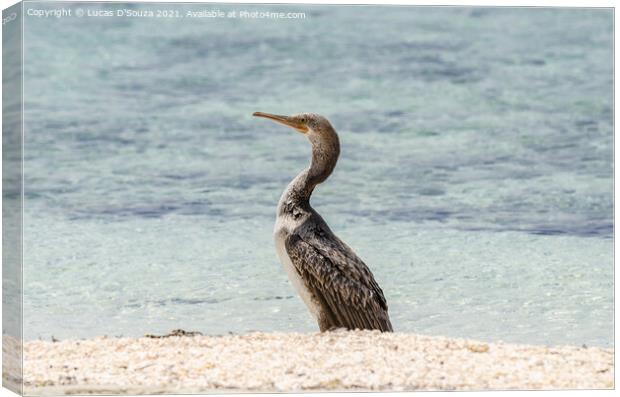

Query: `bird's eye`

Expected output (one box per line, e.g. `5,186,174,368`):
300,118,306,123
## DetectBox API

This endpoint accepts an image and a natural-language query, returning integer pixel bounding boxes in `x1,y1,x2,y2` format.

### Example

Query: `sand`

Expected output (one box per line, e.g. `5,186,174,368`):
15,331,614,394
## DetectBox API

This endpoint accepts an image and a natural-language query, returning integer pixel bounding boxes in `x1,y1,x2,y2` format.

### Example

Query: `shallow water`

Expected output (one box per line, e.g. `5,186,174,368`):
20,3,613,346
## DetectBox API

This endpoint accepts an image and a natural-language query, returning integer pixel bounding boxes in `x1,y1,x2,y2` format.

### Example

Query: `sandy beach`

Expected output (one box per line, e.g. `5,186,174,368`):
16,330,614,394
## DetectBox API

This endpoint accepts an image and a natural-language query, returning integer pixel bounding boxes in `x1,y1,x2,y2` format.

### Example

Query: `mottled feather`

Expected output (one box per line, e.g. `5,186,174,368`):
285,223,393,332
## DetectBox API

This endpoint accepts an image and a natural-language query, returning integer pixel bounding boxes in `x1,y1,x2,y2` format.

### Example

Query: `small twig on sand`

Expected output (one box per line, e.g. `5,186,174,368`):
144,329,203,338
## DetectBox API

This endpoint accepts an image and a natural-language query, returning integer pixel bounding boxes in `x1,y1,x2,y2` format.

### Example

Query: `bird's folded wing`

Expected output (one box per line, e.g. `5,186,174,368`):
299,227,389,311
285,233,393,332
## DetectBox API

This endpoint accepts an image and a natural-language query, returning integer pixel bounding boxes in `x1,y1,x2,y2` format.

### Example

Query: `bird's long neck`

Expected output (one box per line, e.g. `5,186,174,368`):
278,129,340,212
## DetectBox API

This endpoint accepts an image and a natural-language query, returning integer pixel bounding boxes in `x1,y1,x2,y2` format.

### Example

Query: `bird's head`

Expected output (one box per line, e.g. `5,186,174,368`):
253,111,340,188
252,112,337,144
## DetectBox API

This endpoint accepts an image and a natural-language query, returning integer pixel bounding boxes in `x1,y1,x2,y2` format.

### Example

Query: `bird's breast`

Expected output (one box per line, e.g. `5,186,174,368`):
274,217,321,320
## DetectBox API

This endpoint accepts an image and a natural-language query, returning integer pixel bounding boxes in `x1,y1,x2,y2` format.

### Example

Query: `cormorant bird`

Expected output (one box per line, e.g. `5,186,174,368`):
253,111,393,332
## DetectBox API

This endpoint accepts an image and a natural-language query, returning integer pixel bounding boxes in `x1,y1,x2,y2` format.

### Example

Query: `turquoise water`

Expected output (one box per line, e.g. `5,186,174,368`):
20,3,613,347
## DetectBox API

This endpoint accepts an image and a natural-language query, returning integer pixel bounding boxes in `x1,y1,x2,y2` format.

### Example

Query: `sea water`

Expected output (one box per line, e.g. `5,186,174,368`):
19,4,613,346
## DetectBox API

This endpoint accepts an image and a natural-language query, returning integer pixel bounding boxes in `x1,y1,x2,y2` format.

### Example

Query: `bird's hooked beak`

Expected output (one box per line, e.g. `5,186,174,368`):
252,112,308,134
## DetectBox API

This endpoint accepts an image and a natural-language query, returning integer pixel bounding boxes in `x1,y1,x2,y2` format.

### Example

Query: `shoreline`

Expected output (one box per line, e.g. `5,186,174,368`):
17,331,614,394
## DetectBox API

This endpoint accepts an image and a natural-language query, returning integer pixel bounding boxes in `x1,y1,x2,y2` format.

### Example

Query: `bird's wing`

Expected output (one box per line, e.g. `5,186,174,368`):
301,225,389,311
285,230,393,332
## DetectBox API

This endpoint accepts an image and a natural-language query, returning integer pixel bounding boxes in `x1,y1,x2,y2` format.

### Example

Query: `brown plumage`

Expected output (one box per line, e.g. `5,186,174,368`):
253,112,393,332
